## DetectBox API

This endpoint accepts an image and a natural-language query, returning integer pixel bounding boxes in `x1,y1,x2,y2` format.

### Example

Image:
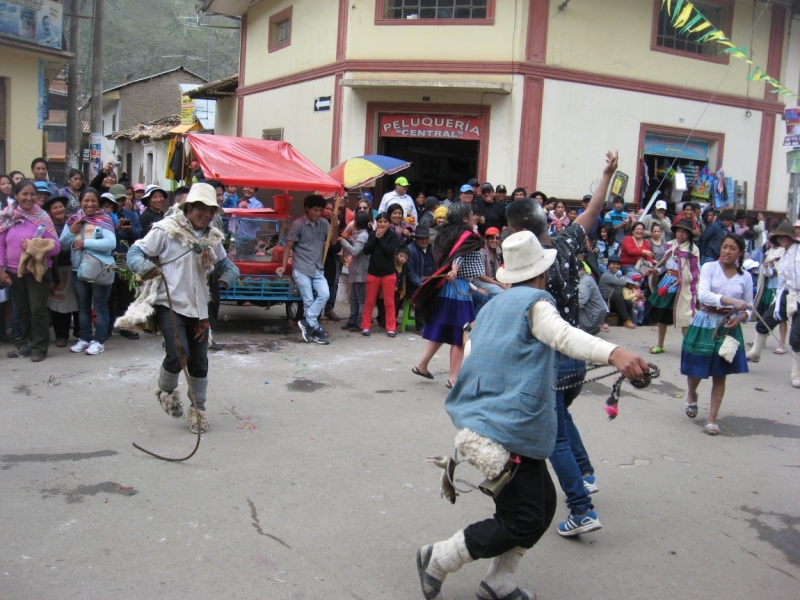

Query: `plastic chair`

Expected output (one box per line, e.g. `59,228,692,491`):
399,299,416,333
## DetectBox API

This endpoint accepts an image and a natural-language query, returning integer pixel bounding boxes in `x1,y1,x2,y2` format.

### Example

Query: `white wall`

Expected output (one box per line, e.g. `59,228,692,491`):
214,97,238,137
240,75,336,170
538,79,766,208
101,100,119,165
116,138,172,188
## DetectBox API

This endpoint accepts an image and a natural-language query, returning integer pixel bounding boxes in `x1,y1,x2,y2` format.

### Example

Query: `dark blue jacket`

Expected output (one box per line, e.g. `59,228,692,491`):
699,220,729,261
406,241,435,294
115,208,143,253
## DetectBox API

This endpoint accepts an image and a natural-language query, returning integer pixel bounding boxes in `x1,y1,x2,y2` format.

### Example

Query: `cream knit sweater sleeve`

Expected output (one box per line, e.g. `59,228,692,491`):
529,300,618,364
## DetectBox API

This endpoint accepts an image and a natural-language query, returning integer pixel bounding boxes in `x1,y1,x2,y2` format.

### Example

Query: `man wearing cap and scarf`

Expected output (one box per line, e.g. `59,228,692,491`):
379,177,416,225
118,183,239,434
416,230,648,600
640,200,673,241
747,221,800,388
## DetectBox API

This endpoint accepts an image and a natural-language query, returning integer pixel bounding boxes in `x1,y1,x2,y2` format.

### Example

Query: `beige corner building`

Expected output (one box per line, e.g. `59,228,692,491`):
0,3,72,176
200,0,799,217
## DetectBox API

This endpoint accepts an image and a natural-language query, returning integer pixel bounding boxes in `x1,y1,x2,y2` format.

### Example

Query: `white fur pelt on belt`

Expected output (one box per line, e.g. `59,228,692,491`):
114,277,160,332
455,429,510,480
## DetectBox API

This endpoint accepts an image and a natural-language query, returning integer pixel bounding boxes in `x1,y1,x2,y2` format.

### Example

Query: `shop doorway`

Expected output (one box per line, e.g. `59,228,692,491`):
378,136,479,198
636,125,724,213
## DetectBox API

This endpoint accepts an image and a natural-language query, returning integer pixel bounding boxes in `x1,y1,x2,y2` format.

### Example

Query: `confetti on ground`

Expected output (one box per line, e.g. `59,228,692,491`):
237,417,257,430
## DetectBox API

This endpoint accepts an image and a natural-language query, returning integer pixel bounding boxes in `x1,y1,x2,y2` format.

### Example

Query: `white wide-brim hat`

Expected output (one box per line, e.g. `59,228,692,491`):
141,184,168,206
496,231,557,284
178,182,224,215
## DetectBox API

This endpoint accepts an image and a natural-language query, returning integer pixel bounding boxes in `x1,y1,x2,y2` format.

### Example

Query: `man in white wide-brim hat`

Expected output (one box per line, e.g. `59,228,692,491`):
416,231,648,600
119,183,239,434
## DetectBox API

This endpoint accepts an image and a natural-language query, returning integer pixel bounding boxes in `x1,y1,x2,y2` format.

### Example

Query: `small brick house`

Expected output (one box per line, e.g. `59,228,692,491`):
82,66,207,167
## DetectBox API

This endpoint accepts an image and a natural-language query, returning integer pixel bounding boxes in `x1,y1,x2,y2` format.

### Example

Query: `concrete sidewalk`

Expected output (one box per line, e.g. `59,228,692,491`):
1,305,798,599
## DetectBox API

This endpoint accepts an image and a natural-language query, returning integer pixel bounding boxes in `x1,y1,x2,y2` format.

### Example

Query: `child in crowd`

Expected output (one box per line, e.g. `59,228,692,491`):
395,246,410,309
622,276,646,325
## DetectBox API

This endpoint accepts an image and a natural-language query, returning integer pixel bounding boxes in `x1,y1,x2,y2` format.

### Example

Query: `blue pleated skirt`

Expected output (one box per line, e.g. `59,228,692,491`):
423,278,475,347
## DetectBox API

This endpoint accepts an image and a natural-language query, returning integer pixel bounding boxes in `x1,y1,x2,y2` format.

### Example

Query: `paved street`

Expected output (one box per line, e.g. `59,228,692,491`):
1,302,799,599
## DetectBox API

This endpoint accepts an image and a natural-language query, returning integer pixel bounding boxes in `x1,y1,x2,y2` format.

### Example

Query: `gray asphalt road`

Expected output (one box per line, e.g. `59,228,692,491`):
1,303,798,599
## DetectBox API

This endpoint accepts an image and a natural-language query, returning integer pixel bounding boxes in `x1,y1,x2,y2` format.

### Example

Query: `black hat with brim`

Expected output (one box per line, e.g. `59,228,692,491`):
671,218,697,236
43,194,69,212
413,225,431,238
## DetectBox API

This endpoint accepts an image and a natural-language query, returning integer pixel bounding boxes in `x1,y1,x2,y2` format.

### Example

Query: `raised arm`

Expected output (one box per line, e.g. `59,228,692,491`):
574,151,619,231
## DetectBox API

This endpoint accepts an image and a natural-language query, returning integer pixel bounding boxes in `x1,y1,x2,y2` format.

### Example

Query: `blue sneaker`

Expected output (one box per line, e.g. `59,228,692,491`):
583,474,599,494
557,510,602,537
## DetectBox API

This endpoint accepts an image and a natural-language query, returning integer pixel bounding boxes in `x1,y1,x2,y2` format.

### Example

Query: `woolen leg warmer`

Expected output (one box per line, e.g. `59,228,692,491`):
477,547,535,600
187,376,208,412
747,333,768,361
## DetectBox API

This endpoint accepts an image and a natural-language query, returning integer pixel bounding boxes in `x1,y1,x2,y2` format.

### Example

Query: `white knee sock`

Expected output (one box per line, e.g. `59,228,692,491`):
792,355,800,387
478,547,528,599
747,333,768,360
425,530,474,583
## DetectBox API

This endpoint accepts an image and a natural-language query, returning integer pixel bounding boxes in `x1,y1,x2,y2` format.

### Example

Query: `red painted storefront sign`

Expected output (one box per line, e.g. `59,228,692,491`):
379,114,482,140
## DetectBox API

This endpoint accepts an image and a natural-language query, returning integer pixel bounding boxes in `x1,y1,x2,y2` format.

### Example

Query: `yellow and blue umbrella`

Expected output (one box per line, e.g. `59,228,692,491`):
328,154,410,189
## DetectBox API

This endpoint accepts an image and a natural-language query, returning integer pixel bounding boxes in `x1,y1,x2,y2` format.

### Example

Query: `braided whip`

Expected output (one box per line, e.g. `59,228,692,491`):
552,362,661,420
132,267,202,462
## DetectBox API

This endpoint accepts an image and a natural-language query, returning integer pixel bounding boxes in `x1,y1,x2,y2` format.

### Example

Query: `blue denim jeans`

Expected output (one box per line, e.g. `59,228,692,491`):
548,356,594,515
293,270,329,330
472,278,504,297
472,288,491,315
72,276,112,344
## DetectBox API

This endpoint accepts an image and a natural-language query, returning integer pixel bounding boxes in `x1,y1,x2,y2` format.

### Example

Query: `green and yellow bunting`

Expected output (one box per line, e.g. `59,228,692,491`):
661,0,797,97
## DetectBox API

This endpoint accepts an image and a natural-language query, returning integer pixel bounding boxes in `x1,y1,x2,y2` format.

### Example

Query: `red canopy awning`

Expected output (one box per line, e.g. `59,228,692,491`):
187,133,343,195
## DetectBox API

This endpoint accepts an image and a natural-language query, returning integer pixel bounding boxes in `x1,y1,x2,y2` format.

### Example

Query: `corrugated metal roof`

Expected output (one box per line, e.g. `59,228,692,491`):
108,115,183,142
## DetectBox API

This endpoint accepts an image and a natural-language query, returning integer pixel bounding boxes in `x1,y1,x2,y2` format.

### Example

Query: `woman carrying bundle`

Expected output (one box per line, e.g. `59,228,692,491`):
647,219,700,354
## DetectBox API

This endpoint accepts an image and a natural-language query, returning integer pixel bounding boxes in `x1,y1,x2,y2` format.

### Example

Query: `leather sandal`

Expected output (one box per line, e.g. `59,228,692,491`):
685,402,698,419
412,366,434,380
416,546,443,600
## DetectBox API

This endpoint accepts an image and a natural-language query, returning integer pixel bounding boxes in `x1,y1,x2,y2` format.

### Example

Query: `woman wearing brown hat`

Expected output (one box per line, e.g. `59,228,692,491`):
746,222,800,388
646,219,700,355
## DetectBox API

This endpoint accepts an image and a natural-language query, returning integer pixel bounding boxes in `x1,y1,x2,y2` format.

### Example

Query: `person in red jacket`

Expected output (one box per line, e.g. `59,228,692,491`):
619,221,652,275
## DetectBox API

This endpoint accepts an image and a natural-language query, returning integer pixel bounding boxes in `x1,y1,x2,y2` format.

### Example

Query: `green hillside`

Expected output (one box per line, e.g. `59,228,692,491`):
76,0,240,95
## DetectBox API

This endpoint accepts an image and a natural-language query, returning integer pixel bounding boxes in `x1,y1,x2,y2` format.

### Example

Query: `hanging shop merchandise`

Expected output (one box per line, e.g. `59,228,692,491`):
639,135,734,211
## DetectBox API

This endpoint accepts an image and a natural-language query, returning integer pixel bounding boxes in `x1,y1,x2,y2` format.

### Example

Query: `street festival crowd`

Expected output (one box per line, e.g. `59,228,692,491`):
2,153,800,599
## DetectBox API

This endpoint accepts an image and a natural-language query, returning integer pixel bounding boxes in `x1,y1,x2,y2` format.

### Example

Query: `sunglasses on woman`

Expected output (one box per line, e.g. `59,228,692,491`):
357,205,371,211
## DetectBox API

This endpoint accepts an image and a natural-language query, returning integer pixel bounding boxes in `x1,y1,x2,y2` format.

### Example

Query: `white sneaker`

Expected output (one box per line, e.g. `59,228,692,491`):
70,340,89,353
85,341,105,355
